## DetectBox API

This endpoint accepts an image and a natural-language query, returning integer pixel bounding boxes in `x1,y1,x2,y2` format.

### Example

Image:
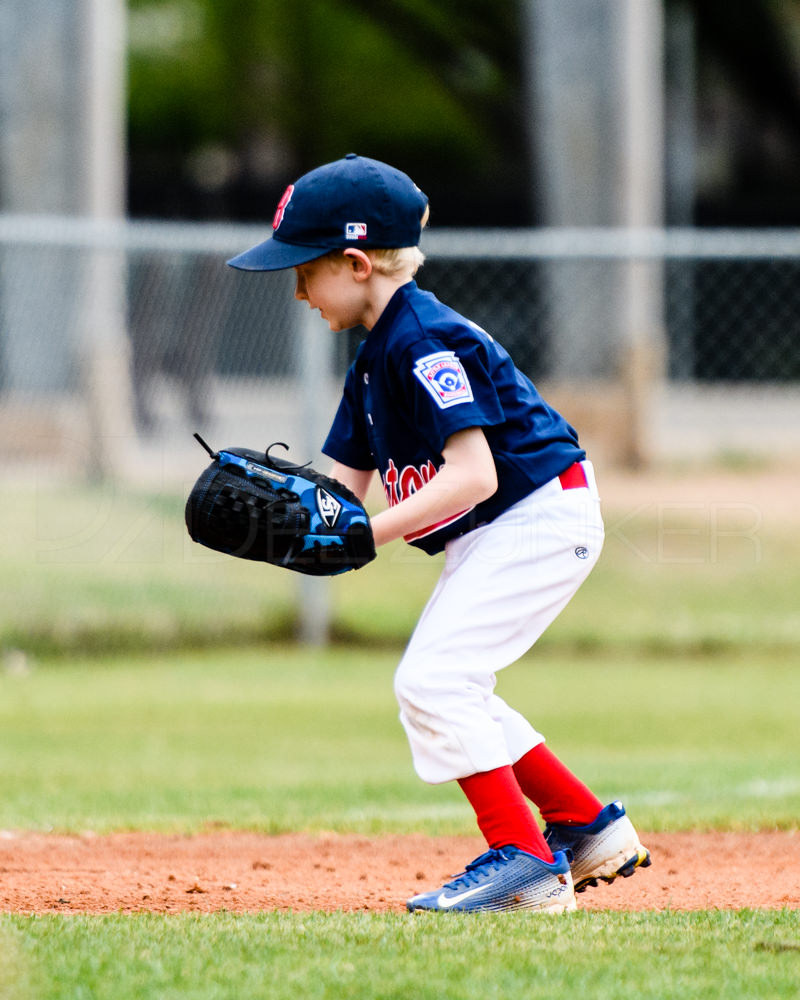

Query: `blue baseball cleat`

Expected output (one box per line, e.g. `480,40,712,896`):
406,846,576,913
544,801,652,893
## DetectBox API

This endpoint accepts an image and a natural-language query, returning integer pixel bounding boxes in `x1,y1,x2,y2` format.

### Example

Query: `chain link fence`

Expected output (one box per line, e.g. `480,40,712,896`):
419,229,800,384
1,217,799,482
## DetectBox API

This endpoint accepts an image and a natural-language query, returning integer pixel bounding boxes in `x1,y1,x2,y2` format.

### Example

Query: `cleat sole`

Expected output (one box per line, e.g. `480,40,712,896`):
574,847,651,892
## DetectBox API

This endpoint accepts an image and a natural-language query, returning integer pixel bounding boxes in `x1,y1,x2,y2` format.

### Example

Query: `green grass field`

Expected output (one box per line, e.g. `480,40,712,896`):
1,646,798,835
2,910,799,1000
1,479,798,999
2,479,798,656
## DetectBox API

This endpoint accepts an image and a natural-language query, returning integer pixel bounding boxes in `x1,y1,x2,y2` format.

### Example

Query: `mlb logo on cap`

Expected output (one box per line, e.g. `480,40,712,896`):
345,222,367,240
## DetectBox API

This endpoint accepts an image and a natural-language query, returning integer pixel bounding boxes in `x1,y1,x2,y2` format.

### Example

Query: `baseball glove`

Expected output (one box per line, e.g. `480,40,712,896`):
185,434,375,575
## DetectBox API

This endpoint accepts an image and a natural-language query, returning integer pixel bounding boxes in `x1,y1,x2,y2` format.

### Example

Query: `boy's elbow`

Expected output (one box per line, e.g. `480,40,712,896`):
474,465,498,504
457,457,497,506
442,428,498,504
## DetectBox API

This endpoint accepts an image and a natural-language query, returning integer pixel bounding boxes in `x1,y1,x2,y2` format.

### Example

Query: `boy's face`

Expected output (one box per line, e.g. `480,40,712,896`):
293,255,366,332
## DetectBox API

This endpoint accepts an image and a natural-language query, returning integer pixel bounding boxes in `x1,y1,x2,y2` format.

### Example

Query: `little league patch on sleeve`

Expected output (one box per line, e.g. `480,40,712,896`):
412,351,474,409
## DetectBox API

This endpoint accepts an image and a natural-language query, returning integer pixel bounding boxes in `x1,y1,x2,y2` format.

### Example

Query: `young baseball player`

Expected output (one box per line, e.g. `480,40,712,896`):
228,154,651,913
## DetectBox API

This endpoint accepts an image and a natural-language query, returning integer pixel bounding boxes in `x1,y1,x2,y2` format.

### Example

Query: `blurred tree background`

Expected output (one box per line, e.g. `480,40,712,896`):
127,0,800,227
127,0,528,225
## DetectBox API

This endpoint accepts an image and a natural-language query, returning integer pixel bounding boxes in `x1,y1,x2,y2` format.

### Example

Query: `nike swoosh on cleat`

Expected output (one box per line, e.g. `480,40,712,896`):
435,882,495,909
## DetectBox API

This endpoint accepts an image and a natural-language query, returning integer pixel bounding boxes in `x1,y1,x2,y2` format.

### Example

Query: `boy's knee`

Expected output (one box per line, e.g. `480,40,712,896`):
393,659,424,711
394,659,486,717
393,659,449,713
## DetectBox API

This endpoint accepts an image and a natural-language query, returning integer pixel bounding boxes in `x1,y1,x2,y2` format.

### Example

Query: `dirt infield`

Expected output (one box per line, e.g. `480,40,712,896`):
1,831,797,914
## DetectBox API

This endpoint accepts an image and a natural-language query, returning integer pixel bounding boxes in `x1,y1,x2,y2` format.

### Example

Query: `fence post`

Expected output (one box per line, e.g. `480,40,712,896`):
295,302,334,645
79,0,136,482
617,0,666,466
523,0,666,465
0,0,134,479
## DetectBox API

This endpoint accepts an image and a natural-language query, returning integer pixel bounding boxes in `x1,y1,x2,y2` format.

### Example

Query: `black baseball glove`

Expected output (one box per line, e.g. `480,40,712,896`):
185,434,375,575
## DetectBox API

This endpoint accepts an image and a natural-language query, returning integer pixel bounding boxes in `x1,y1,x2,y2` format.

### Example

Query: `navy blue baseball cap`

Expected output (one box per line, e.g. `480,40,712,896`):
227,154,429,271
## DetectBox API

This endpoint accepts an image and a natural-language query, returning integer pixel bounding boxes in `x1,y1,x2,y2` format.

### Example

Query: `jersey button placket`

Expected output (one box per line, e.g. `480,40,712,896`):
363,371,377,453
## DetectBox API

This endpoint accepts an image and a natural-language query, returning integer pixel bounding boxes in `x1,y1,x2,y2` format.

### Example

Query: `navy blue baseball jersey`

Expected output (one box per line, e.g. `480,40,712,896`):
322,281,585,554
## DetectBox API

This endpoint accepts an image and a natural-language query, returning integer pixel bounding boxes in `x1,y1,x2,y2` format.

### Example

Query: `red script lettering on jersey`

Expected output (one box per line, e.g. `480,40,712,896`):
382,458,475,542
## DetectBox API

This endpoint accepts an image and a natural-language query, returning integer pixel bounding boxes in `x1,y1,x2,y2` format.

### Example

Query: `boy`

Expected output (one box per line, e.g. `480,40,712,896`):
228,153,651,913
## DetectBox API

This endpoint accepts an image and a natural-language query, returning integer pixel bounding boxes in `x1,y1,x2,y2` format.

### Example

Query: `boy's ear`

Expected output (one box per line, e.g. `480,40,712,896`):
343,247,372,279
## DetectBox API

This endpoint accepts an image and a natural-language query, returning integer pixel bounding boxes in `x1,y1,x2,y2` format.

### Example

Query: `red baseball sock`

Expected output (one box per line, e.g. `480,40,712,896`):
512,743,603,826
458,765,554,862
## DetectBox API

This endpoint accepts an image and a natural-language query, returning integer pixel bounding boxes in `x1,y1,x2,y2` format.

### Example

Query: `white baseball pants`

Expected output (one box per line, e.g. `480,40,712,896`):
394,461,604,784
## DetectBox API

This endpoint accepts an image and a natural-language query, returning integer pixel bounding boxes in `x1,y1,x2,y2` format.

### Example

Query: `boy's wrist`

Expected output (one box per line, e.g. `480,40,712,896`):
370,509,402,548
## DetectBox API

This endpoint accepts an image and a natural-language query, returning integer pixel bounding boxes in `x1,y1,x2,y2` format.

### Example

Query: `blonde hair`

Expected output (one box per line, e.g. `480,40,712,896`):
368,244,426,277
359,204,431,277
324,205,430,278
